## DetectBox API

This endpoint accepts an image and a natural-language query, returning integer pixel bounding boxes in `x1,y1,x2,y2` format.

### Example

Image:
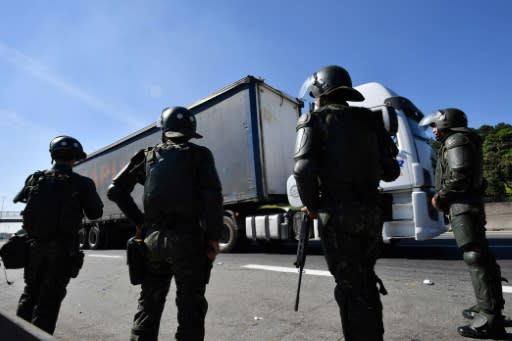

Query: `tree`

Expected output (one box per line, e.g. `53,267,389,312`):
481,123,512,201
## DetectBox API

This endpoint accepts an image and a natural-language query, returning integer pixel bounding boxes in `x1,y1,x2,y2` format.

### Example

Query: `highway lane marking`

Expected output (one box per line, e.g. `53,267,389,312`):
242,264,331,277
242,264,512,294
87,254,123,259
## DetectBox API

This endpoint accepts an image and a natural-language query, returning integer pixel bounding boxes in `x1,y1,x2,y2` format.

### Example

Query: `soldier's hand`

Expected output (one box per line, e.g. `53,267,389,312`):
206,240,220,262
135,225,143,239
431,197,443,211
301,207,318,219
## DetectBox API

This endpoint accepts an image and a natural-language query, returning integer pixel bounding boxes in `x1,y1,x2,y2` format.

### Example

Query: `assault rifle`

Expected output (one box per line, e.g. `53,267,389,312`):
294,214,311,311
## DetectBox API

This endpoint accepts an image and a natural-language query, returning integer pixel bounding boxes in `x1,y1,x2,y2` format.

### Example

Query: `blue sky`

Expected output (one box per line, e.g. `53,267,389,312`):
0,0,511,219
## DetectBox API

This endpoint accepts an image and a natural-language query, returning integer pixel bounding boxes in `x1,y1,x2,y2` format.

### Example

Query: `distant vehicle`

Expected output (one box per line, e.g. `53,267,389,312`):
74,76,446,251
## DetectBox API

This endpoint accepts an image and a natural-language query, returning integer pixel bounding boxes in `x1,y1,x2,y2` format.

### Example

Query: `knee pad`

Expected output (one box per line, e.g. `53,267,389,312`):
463,250,484,267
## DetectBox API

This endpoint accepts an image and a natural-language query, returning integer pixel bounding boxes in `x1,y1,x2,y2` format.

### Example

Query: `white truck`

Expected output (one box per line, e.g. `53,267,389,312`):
74,76,446,251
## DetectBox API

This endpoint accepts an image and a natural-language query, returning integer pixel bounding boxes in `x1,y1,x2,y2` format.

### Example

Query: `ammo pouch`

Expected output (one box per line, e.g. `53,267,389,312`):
69,251,85,278
0,233,30,269
126,237,147,285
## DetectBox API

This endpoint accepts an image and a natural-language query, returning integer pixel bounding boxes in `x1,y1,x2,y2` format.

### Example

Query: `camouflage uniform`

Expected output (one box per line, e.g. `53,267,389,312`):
435,129,505,333
108,139,222,341
294,104,389,341
14,164,103,334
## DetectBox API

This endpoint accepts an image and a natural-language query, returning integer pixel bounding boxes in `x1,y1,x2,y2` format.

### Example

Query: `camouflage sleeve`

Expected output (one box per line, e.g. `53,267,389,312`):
80,177,104,220
107,149,146,226
293,113,320,210
197,147,223,241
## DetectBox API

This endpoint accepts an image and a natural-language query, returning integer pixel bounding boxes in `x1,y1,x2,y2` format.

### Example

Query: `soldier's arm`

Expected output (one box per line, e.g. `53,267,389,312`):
107,149,146,226
197,147,223,241
293,113,320,210
435,134,473,204
80,177,104,220
13,174,36,203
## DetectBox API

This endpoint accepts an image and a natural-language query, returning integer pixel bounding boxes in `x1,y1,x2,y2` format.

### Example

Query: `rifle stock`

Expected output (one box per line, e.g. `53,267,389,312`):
294,214,311,311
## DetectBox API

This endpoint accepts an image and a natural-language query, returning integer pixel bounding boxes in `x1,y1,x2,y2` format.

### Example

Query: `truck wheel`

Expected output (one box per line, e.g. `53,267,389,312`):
219,216,238,253
78,227,89,249
88,224,106,250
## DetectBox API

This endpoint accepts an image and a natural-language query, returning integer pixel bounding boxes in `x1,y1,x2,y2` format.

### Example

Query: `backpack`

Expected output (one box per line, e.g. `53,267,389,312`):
143,143,200,224
0,233,30,269
22,170,81,239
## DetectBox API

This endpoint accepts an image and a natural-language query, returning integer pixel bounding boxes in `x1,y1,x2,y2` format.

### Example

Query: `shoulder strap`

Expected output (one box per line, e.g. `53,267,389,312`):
143,146,157,176
145,146,156,163
29,170,47,185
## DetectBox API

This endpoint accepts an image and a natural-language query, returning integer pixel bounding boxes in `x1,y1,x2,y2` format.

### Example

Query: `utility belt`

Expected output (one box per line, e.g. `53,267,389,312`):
31,235,69,243
445,194,483,208
323,199,379,214
1,233,83,278
321,189,379,208
150,218,201,235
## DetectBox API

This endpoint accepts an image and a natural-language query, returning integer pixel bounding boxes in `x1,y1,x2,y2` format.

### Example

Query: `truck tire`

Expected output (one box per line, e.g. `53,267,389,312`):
88,224,106,250
219,216,238,253
78,227,89,249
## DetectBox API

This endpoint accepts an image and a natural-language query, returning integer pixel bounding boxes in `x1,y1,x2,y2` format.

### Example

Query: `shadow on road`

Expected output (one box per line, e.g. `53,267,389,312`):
243,237,512,261
381,237,512,260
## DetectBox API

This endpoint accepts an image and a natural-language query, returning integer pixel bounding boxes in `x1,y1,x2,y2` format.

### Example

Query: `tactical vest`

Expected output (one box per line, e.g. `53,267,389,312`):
22,169,82,239
315,105,382,203
143,142,200,226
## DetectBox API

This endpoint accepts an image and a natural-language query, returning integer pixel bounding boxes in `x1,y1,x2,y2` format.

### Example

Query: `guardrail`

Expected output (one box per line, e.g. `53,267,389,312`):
0,211,22,223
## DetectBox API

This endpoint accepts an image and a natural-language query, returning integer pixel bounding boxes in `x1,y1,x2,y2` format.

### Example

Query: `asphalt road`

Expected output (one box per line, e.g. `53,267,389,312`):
0,234,511,341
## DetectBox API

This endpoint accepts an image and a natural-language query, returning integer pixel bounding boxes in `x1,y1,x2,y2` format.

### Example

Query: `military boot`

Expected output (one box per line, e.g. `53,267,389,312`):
457,314,507,340
462,304,479,319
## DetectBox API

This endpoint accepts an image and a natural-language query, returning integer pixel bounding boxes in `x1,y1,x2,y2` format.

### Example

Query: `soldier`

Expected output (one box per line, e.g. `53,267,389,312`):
13,135,103,334
425,108,506,339
293,65,399,341
107,106,223,341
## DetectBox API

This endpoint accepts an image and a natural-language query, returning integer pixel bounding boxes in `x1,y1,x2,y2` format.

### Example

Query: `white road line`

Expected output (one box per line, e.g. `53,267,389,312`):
242,264,512,294
87,254,123,259
242,264,332,277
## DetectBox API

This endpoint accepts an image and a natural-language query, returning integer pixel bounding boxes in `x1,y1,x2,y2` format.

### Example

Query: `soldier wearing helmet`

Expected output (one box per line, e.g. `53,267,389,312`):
12,135,103,334
49,135,88,162
424,108,506,339
294,65,399,340
107,106,223,341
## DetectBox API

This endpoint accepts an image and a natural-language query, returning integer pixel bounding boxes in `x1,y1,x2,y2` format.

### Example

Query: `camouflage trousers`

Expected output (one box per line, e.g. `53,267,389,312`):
130,229,212,341
448,203,505,325
17,240,72,335
318,203,385,341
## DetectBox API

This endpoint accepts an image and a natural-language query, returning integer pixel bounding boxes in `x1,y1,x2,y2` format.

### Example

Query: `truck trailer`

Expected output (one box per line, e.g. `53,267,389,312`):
74,76,446,251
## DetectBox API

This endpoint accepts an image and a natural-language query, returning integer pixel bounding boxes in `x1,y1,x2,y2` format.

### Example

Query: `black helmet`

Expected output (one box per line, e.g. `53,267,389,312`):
49,135,87,160
160,106,202,139
436,108,468,131
299,65,364,102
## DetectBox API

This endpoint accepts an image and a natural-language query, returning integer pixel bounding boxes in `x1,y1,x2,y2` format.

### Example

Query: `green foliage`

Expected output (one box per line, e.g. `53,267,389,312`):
479,123,512,201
